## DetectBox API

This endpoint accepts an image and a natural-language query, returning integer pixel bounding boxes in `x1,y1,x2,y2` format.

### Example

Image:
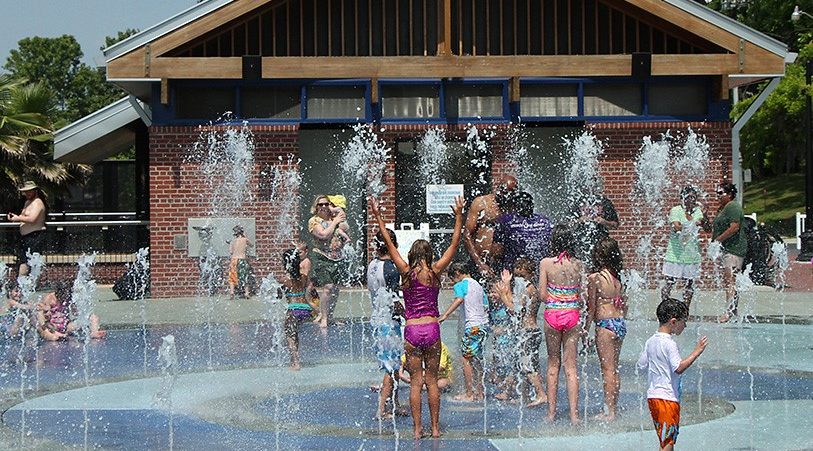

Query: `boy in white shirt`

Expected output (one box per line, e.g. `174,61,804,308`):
439,262,489,402
637,299,708,451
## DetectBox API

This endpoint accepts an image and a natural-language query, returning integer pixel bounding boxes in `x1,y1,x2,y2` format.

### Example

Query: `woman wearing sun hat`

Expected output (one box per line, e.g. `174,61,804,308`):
7,181,48,276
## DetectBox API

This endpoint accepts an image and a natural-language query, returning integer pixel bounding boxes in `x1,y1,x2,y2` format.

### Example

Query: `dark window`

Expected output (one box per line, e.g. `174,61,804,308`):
444,84,504,118
242,86,301,119
381,85,440,119
648,83,706,116
175,87,236,120
60,161,136,212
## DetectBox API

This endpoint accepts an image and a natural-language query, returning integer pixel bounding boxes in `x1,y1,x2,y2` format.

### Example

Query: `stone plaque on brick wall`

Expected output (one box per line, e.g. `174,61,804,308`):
187,218,256,257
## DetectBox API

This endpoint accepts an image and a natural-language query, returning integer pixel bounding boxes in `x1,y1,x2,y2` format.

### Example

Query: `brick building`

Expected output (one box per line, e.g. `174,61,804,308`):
54,0,790,297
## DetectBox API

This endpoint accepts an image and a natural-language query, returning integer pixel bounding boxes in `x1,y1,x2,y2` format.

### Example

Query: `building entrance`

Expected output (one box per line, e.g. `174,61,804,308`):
394,137,491,256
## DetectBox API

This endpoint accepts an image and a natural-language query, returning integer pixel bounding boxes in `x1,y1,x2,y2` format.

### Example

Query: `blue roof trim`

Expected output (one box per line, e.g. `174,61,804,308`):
103,0,234,62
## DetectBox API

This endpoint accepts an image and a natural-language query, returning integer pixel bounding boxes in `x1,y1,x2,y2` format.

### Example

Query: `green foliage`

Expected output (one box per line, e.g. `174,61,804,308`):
731,43,813,176
0,29,142,209
102,28,140,52
107,147,137,160
0,76,90,212
705,0,813,52
3,33,136,123
68,65,124,119
704,0,813,177
3,36,83,115
743,173,804,235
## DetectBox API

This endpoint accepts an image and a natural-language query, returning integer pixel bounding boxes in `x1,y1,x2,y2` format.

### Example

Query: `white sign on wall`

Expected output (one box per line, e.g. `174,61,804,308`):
187,217,256,257
425,184,464,214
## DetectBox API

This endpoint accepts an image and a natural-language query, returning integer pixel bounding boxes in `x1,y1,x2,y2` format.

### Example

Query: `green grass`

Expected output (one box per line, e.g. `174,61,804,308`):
743,173,805,237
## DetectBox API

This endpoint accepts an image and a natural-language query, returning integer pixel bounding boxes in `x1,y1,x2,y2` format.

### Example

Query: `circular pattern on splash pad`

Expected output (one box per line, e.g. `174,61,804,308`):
187,385,734,439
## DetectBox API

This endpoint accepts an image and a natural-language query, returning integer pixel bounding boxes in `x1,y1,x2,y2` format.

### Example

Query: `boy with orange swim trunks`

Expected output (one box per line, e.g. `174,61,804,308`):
637,299,707,450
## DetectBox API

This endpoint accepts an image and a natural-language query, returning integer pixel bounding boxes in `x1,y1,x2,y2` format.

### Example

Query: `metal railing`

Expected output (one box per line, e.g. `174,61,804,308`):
0,212,149,264
797,212,807,250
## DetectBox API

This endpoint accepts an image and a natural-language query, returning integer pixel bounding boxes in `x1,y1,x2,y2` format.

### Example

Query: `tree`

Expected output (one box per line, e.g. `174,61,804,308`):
3,31,139,124
705,0,808,51
3,36,83,118
0,76,89,212
704,0,813,176
66,65,123,123
732,42,813,176
102,28,140,51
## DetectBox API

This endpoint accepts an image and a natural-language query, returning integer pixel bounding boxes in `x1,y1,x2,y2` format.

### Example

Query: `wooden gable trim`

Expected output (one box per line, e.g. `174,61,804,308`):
618,0,742,53
152,0,276,58
164,0,722,57
108,0,276,77
110,53,767,79
600,0,721,53
107,0,785,80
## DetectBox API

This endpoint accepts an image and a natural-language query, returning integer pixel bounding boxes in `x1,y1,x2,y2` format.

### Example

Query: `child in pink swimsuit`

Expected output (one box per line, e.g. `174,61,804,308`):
370,195,464,440
538,224,584,425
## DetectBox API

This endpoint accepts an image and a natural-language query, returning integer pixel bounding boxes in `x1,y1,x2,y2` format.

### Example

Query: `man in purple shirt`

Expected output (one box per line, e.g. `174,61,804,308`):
493,191,553,270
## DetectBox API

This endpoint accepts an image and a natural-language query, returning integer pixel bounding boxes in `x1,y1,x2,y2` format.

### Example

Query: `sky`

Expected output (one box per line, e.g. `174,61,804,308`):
0,0,199,70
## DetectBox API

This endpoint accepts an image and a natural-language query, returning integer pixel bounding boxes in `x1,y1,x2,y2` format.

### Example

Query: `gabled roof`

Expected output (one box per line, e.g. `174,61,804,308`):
102,0,789,83
105,0,787,61
661,0,786,57
104,0,234,62
54,96,150,163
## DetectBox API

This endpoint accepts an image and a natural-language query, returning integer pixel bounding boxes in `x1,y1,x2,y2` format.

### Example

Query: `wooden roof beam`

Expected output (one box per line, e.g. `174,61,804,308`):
437,0,451,56
617,0,745,53
149,0,276,58
106,53,783,79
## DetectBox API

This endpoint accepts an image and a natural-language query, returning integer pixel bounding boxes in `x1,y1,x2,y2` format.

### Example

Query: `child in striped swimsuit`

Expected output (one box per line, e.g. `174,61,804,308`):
586,237,627,421
538,225,585,425
282,249,318,371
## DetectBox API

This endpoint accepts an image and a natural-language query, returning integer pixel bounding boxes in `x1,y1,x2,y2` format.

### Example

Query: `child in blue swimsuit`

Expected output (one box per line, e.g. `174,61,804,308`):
585,237,627,421
282,249,318,370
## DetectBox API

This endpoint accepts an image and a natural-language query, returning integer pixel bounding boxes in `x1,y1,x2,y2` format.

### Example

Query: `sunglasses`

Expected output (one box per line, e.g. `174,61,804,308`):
317,202,331,207
716,191,725,196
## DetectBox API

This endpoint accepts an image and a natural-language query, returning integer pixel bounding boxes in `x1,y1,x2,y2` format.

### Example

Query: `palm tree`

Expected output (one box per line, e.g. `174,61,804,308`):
0,76,89,212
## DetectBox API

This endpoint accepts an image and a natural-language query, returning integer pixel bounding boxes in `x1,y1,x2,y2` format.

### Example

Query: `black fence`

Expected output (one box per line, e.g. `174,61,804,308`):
1,212,149,264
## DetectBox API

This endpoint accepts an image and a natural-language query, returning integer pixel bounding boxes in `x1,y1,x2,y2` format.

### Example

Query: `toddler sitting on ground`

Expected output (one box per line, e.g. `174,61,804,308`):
37,281,106,341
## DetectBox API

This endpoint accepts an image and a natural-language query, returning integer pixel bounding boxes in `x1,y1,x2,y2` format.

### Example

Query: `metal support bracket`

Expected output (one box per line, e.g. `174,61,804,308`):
144,44,152,77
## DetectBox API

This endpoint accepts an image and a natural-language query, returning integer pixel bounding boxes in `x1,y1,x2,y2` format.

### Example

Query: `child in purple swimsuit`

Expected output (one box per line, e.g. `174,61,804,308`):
586,237,627,421
370,195,464,440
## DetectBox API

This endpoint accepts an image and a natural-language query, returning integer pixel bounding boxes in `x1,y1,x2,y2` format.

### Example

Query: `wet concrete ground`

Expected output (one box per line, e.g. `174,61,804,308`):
0,282,810,450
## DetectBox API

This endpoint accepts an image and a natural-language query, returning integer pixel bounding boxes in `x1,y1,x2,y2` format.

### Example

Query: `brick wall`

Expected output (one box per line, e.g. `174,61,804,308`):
588,121,732,285
149,121,732,297
6,263,127,289
149,125,300,297
43,263,126,287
